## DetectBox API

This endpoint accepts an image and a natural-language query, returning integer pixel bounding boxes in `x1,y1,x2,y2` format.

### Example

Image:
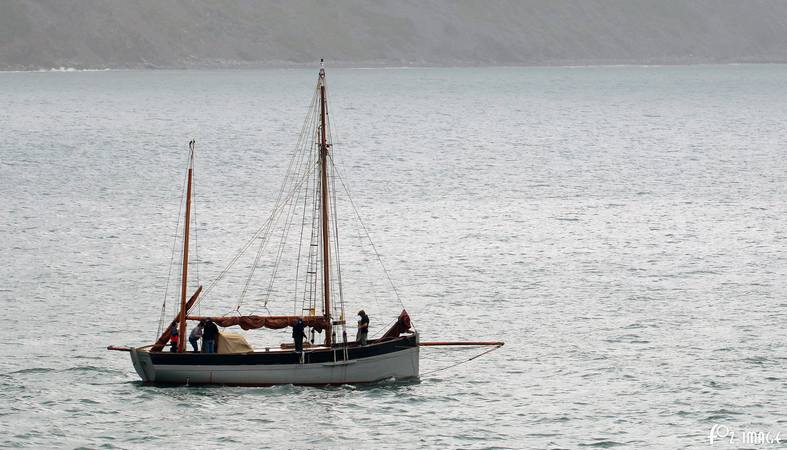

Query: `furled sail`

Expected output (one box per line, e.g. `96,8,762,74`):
187,315,329,332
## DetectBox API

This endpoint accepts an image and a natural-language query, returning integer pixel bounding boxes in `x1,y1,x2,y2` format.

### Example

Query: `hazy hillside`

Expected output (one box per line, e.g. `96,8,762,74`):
3,0,787,70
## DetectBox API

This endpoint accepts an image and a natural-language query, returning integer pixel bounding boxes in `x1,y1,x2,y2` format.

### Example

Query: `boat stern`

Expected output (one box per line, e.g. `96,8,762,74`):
130,347,156,382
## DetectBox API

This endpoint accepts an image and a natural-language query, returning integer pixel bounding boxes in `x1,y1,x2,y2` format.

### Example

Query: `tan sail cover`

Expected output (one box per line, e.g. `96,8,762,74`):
217,332,254,354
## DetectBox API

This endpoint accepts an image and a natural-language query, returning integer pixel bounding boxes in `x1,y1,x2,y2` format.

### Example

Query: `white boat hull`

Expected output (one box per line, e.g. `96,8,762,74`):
130,336,419,386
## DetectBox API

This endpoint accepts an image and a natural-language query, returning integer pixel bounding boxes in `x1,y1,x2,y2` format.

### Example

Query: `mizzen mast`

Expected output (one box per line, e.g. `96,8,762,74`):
318,60,333,346
177,140,195,352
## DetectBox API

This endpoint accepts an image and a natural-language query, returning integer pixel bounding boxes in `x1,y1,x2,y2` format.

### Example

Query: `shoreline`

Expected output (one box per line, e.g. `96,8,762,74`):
2,61,786,74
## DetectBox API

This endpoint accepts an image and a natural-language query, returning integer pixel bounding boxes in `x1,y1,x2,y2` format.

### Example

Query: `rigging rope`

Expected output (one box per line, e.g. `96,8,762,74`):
420,345,504,376
304,158,320,315
191,143,200,317
194,89,319,312
262,97,321,309
294,110,320,314
329,157,413,328
157,147,191,338
326,95,346,327
192,148,199,285
193,71,407,334
238,92,317,310
293,139,315,315
197,159,319,311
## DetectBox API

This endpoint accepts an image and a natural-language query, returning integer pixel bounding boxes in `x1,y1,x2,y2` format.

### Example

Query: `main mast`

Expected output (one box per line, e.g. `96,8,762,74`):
178,140,195,352
319,61,332,346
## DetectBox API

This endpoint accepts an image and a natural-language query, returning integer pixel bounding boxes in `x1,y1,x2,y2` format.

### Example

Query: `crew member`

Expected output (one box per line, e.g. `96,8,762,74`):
292,318,307,353
189,320,205,352
202,319,219,353
169,325,179,352
356,310,369,346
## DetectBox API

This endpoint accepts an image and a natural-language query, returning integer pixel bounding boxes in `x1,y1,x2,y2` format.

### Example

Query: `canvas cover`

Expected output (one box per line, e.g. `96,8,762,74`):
216,332,254,354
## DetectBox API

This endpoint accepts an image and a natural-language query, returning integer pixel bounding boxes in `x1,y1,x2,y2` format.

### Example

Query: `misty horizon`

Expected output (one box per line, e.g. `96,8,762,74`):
3,0,787,70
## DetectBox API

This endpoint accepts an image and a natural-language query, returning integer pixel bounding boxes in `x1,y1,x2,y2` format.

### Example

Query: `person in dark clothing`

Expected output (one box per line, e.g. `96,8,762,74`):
188,320,205,352
169,325,179,352
356,310,369,346
202,319,219,353
292,318,307,353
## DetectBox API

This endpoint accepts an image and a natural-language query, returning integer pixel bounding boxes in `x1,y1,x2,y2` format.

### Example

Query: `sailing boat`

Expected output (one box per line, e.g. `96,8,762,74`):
109,62,421,385
109,62,502,385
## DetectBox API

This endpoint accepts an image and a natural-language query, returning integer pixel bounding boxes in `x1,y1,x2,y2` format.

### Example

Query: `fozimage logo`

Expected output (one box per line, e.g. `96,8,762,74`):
708,424,781,446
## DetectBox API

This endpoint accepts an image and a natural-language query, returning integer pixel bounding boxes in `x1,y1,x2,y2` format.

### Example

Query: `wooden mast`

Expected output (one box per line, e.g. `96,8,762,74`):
319,61,332,346
177,140,195,352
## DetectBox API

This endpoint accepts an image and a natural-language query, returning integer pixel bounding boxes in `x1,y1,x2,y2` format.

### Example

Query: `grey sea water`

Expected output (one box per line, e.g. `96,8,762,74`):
1,66,787,448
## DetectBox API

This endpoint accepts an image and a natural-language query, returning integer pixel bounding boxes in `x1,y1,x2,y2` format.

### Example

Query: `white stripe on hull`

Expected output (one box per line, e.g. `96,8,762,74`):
130,347,419,385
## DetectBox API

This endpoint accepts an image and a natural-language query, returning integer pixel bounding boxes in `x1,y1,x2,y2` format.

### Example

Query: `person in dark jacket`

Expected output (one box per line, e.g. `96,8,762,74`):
202,319,219,353
292,318,307,353
356,310,369,346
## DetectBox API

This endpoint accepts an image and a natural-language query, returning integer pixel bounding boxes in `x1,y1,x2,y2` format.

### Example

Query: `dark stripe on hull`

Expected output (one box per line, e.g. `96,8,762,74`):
148,334,417,366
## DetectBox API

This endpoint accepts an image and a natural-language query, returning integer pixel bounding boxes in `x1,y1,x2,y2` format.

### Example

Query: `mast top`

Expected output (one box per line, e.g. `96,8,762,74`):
320,59,325,79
